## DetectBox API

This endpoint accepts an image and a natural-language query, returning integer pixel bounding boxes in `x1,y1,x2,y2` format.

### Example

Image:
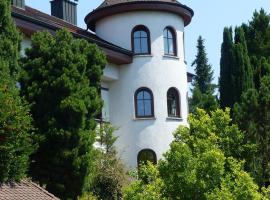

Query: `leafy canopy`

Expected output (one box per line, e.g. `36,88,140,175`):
20,29,106,200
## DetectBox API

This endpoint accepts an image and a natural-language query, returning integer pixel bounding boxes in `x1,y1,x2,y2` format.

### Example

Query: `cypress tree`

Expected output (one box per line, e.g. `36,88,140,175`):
20,29,106,200
190,36,218,113
219,27,234,109
0,0,34,182
232,27,254,103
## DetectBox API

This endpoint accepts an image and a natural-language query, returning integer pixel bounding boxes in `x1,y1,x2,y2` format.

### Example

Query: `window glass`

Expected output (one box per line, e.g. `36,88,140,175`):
167,88,180,117
135,88,154,118
132,26,150,54
163,27,176,56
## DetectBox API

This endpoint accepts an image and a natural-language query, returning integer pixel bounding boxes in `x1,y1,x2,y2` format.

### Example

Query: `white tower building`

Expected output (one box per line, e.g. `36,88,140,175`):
86,0,194,168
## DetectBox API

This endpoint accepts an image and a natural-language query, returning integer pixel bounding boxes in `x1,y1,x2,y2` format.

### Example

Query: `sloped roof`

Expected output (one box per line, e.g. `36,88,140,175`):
0,180,60,200
98,0,181,8
85,0,193,31
12,5,133,65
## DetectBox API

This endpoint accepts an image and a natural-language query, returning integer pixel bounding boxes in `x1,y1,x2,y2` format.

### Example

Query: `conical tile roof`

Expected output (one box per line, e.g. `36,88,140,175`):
98,0,182,8
85,0,193,31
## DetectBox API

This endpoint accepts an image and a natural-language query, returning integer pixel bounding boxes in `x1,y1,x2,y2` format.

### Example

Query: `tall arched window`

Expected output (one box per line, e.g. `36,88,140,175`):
167,87,180,118
137,149,157,167
132,25,151,55
135,87,154,118
163,27,177,56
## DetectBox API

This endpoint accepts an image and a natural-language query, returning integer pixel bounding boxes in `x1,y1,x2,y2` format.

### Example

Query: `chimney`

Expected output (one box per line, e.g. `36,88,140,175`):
50,0,78,25
12,0,25,9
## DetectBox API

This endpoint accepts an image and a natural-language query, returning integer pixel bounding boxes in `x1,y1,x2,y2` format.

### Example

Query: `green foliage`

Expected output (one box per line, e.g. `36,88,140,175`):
89,124,128,200
0,0,34,182
0,0,21,76
234,75,270,186
123,162,166,200
0,63,34,182
190,36,218,113
232,27,254,103
219,26,254,109
242,9,270,90
124,109,261,199
219,27,235,109
192,36,214,94
189,86,218,114
20,29,106,199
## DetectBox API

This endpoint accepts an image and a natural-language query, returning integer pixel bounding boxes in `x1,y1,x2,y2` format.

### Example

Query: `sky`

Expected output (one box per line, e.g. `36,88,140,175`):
25,0,270,83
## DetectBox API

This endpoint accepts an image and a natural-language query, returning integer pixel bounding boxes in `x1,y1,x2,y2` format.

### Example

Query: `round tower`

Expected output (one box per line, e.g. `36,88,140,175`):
85,0,193,168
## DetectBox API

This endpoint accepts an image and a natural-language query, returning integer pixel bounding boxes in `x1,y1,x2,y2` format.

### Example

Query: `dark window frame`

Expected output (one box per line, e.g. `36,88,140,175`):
167,87,181,118
132,25,151,55
137,149,157,167
163,26,177,56
134,87,154,118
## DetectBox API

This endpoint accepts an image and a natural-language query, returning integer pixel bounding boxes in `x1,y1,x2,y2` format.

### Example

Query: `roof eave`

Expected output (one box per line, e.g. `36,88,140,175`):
85,1,194,32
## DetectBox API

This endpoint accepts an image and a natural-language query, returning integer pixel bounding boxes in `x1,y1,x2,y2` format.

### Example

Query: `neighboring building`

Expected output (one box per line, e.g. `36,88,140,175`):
11,0,193,168
0,180,60,200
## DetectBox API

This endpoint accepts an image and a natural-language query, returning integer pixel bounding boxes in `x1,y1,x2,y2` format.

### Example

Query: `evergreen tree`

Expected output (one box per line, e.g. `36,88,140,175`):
242,9,270,89
0,0,34,182
219,27,254,108
190,36,218,113
0,0,21,76
232,27,254,103
192,36,214,93
234,75,270,187
219,27,235,109
20,29,106,199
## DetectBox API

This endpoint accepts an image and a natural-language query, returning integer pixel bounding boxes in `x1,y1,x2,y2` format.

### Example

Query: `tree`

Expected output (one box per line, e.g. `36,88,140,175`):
190,36,218,113
0,0,34,182
234,75,270,187
124,109,262,199
89,124,129,200
242,9,270,90
219,27,235,109
232,27,254,103
20,29,106,199
219,27,254,109
0,0,21,77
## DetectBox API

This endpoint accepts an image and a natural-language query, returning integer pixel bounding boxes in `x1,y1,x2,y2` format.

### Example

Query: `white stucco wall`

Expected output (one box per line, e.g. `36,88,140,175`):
96,11,189,168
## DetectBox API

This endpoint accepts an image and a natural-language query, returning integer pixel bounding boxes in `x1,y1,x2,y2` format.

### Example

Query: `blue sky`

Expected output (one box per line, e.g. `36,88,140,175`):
25,0,270,83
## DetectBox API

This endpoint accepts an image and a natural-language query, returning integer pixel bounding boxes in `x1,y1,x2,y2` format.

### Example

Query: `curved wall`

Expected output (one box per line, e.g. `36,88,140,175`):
95,11,189,168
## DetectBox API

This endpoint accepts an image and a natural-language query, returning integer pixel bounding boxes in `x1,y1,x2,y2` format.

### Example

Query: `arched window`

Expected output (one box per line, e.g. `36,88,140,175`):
163,27,177,56
137,149,157,167
135,87,154,118
132,25,151,55
167,87,180,118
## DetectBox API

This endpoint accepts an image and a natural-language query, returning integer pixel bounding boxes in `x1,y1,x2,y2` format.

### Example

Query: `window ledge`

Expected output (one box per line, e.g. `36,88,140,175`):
166,117,183,121
134,54,153,58
134,117,156,121
163,55,179,60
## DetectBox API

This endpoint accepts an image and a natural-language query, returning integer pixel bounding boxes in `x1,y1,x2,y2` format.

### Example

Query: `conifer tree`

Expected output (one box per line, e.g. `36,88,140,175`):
242,9,270,89
20,29,106,199
192,36,214,94
0,0,34,182
232,27,254,103
219,27,234,109
190,36,218,113
234,75,270,187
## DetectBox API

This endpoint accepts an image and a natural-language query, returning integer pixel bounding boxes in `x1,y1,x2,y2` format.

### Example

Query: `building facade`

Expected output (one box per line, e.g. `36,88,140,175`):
12,0,193,168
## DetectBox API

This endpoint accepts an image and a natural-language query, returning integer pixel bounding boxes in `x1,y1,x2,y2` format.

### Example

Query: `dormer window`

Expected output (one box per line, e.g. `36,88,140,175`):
163,27,177,56
132,25,151,55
